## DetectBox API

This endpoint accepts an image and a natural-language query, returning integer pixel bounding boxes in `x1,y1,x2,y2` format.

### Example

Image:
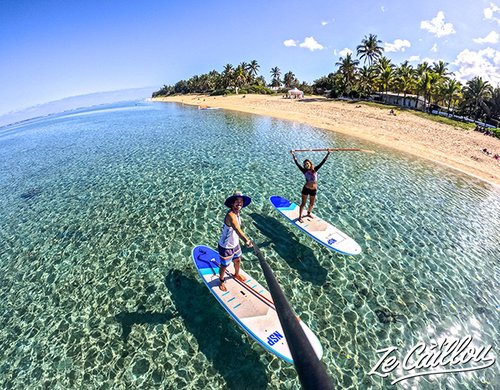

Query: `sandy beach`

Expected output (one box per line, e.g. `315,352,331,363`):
153,94,500,186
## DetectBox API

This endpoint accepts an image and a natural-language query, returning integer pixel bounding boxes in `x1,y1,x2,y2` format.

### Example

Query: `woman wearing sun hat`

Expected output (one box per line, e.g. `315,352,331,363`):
217,191,253,292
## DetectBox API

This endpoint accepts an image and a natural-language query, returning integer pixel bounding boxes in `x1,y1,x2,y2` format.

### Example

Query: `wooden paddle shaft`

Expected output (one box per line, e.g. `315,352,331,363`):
291,147,374,153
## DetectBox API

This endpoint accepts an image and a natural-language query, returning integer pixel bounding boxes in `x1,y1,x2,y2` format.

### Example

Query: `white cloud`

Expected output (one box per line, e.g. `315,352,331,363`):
408,55,421,62
321,21,329,26
384,39,411,52
299,37,324,51
381,6,386,12
484,3,500,24
454,47,500,86
285,37,325,51
339,48,353,57
431,43,438,52
420,11,456,37
473,30,500,44
421,57,436,64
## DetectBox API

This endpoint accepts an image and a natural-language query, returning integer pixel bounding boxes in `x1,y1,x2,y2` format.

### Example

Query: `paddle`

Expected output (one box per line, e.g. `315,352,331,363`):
291,147,375,154
252,242,335,390
209,257,276,308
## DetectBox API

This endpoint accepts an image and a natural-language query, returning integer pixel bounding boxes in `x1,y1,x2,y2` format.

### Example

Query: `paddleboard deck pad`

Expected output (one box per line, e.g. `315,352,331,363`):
270,195,362,255
192,245,323,363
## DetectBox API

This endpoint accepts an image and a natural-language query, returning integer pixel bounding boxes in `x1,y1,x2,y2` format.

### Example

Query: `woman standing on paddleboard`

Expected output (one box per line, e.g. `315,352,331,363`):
218,192,253,291
291,150,331,223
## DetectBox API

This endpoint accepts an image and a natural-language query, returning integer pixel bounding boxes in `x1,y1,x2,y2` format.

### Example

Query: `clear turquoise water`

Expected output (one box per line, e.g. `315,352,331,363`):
0,101,498,389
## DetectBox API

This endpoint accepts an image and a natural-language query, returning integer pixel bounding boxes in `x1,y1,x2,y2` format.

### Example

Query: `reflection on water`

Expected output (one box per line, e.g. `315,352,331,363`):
0,101,498,389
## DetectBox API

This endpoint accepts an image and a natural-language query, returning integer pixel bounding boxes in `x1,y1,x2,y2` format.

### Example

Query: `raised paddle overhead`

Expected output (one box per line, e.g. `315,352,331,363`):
270,196,362,255
291,148,375,153
192,245,323,363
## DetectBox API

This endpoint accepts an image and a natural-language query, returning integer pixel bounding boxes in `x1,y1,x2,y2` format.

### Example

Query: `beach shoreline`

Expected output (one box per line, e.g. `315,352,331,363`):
152,94,500,187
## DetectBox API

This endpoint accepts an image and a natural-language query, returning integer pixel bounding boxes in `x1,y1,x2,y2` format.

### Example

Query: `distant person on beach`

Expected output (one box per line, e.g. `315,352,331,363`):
291,151,331,223
217,192,253,291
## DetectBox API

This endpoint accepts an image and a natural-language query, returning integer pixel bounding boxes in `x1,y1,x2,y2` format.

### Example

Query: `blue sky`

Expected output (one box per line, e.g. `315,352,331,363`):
1,0,499,116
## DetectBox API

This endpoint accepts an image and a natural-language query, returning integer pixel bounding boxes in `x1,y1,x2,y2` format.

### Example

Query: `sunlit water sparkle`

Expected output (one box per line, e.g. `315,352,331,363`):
0,101,498,389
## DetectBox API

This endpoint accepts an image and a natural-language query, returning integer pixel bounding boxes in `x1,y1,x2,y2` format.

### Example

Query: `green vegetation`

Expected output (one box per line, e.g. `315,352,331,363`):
152,60,313,98
353,101,487,132
411,111,476,131
315,33,500,136
153,34,500,137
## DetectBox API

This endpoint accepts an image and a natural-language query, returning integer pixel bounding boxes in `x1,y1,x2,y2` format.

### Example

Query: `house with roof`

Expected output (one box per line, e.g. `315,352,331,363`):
372,92,427,111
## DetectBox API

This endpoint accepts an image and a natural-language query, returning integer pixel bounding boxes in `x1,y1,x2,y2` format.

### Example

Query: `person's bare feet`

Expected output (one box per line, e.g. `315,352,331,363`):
235,274,247,283
219,279,227,291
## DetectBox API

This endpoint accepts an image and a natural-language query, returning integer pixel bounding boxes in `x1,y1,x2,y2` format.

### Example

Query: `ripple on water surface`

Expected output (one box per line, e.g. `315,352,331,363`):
0,101,498,389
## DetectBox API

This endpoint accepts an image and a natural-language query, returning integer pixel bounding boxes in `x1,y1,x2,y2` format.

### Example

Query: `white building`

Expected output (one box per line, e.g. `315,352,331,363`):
373,92,427,110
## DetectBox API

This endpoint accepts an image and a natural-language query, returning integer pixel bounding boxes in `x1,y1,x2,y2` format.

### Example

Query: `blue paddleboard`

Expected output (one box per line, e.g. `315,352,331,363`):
192,245,323,363
270,195,362,255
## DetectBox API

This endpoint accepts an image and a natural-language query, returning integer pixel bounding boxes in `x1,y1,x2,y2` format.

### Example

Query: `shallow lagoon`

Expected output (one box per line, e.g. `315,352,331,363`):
0,101,498,389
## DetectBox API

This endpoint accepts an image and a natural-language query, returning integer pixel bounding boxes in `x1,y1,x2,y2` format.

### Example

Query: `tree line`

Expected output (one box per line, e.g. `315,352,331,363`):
152,60,308,97
153,34,500,129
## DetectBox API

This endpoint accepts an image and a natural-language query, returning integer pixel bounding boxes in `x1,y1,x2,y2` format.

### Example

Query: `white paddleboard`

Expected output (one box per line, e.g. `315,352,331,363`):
270,195,362,255
192,245,323,363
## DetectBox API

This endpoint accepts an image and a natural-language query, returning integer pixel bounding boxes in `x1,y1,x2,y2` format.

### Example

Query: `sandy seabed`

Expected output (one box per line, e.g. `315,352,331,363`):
153,94,500,186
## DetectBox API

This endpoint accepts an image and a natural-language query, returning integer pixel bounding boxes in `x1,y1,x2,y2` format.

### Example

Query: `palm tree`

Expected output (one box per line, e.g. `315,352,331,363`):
198,74,210,92
442,79,462,116
371,56,394,99
174,80,189,94
187,75,200,93
222,64,234,89
356,34,384,65
416,62,432,74
312,73,336,95
207,70,221,90
335,53,359,96
462,77,493,120
238,62,249,84
418,71,438,112
254,75,266,87
378,66,395,101
395,61,415,107
488,87,500,122
432,60,452,79
270,66,282,87
430,60,452,107
222,64,233,73
234,65,247,93
414,62,432,111
375,56,394,74
283,71,297,88
246,60,260,81
357,65,377,97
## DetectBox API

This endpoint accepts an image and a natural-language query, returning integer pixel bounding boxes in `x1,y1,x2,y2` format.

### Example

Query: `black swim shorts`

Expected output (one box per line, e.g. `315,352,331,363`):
301,186,317,196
